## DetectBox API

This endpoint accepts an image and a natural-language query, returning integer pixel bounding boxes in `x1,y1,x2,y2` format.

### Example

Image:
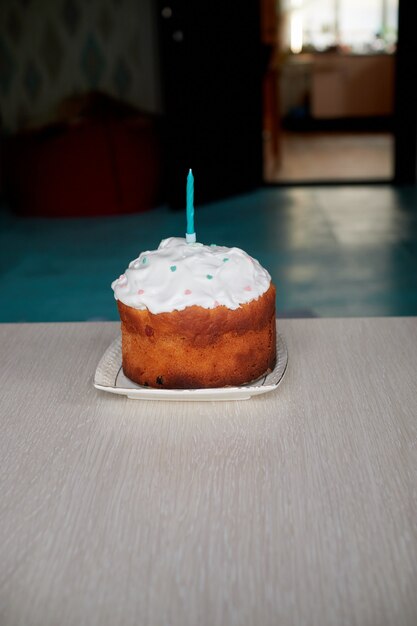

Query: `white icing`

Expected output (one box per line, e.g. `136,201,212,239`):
111,237,271,313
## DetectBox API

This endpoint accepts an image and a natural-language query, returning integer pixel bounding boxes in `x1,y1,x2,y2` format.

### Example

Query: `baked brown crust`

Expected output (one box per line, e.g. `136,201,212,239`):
117,283,276,388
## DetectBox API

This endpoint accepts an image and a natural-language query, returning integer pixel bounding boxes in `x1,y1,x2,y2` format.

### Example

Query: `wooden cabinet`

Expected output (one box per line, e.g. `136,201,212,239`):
311,54,395,118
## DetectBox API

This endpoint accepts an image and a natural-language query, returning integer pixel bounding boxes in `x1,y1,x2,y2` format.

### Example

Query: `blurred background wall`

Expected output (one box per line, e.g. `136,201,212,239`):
0,0,161,133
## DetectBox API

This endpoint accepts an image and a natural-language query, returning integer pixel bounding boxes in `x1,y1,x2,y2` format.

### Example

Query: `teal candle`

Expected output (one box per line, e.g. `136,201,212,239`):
186,169,195,242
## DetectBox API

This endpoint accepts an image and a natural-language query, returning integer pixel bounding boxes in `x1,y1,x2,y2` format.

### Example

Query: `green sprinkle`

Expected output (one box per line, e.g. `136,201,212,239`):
210,243,217,247
170,265,177,272
223,257,229,262
142,257,147,264
206,274,213,280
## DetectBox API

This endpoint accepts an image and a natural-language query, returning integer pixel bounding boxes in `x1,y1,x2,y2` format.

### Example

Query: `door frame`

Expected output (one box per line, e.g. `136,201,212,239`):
394,0,417,183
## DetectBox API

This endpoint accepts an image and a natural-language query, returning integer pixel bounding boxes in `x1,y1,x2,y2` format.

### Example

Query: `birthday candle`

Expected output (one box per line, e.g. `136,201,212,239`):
186,169,196,243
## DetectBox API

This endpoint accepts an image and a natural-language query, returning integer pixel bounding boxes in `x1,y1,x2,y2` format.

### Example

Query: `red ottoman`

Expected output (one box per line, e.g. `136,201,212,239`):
6,111,161,218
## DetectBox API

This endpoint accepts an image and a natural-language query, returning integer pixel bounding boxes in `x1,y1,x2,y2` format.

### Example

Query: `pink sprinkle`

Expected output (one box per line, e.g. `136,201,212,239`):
119,274,128,286
244,285,252,291
138,289,145,295
214,300,220,307
184,289,192,295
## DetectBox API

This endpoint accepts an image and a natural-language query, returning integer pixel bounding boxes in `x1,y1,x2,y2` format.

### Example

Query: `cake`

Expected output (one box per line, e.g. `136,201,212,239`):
112,237,276,389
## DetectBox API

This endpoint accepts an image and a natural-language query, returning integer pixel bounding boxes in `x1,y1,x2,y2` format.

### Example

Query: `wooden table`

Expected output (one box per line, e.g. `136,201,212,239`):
1,319,416,626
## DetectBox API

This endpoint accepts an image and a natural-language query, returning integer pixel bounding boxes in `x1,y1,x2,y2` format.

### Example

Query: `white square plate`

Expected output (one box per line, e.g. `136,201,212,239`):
94,331,288,401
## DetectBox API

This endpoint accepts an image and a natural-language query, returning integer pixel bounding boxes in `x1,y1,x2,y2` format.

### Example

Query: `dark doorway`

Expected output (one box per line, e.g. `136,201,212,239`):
157,0,263,208
157,0,416,202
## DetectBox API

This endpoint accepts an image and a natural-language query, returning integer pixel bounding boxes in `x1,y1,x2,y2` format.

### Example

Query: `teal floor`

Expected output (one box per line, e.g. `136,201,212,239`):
1,185,417,322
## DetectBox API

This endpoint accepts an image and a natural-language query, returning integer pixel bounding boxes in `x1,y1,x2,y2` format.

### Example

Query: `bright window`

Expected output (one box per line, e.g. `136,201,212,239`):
283,0,399,54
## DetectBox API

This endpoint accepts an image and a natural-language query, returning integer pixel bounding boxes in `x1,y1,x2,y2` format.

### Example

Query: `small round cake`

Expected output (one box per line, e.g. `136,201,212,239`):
112,237,276,389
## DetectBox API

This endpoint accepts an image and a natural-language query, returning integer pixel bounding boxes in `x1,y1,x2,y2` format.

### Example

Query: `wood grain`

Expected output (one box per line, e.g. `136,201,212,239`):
0,319,416,626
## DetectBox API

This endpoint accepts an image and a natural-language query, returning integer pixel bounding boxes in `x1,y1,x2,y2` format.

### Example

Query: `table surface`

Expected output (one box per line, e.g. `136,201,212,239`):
1,318,416,626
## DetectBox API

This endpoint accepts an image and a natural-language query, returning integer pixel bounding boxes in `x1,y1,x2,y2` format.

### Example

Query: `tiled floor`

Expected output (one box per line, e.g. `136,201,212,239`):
264,132,394,182
1,184,417,322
